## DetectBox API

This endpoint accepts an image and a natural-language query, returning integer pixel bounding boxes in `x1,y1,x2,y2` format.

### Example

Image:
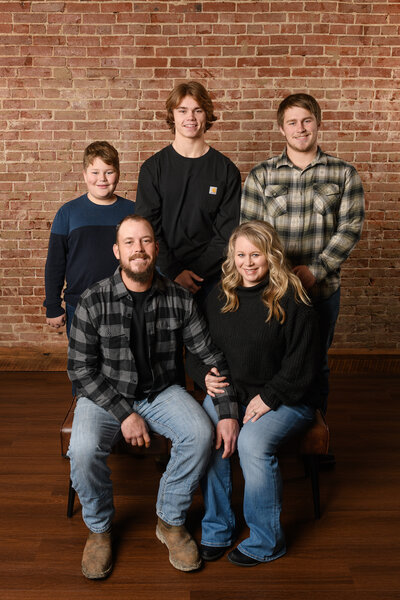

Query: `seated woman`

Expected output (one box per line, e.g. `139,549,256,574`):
186,220,320,567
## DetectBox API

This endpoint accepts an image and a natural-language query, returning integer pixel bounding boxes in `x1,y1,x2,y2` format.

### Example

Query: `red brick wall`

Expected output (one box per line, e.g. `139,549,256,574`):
0,1,399,351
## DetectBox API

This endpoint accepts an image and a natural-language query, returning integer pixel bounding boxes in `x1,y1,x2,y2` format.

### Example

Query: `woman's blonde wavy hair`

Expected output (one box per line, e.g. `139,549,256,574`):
221,221,310,323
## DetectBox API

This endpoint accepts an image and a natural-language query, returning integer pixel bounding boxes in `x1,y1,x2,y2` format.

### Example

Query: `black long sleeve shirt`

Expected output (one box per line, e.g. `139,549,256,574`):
186,281,320,411
135,145,241,280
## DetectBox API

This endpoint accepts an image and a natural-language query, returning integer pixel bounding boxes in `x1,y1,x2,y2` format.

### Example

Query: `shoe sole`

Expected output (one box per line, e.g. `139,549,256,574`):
156,526,202,572
82,563,113,579
227,553,260,567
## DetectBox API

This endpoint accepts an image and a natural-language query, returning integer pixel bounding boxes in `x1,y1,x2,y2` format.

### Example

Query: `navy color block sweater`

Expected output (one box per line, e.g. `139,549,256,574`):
44,193,135,318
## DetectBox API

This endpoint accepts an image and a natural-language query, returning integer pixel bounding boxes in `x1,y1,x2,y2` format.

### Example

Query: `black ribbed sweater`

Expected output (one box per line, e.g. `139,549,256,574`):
186,280,319,411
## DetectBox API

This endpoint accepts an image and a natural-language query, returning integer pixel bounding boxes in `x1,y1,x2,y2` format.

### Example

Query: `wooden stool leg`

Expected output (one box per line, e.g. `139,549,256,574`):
304,455,321,519
67,479,76,518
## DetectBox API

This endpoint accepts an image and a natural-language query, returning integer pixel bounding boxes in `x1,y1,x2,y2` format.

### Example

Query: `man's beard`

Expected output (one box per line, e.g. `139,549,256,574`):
120,253,155,283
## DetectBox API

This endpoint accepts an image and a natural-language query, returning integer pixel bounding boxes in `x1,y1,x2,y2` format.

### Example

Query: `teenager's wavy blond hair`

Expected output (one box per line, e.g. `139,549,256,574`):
221,221,310,323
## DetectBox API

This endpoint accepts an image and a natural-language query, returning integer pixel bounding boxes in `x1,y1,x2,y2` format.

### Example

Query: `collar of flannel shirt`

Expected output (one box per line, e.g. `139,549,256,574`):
111,267,168,302
276,146,328,170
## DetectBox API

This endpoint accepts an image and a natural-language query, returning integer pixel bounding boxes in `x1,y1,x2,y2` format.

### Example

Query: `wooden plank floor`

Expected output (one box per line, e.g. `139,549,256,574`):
0,371,399,600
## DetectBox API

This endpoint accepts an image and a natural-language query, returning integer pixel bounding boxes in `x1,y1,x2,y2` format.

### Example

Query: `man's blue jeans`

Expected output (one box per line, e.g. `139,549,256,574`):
68,385,213,533
201,394,315,562
312,287,341,414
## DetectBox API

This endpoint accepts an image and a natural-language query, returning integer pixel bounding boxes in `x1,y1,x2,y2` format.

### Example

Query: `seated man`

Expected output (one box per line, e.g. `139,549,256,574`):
67,215,239,579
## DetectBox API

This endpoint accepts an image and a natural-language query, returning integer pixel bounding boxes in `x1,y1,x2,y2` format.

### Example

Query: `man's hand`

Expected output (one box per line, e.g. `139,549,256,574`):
205,367,229,398
292,265,316,291
216,418,239,459
121,413,151,448
243,394,271,424
46,314,66,329
174,270,204,294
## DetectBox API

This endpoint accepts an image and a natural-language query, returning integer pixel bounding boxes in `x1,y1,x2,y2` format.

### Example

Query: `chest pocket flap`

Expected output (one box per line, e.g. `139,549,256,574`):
98,325,126,349
264,185,288,217
155,318,181,331
313,183,341,215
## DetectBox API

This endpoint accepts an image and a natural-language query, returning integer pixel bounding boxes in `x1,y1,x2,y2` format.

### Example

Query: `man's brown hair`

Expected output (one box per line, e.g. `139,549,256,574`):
277,93,322,127
115,214,155,243
165,81,217,133
83,141,120,175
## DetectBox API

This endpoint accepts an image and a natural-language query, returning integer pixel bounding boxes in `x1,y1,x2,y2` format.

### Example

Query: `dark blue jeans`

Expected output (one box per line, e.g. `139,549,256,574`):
65,303,76,339
312,287,341,414
66,303,76,395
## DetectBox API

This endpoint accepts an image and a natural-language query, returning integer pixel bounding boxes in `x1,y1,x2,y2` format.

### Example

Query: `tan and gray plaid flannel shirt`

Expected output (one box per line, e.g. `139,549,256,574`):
240,148,365,300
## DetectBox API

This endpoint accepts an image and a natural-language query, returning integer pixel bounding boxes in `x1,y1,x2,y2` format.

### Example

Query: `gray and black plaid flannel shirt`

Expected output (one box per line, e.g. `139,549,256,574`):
240,148,365,300
68,269,238,423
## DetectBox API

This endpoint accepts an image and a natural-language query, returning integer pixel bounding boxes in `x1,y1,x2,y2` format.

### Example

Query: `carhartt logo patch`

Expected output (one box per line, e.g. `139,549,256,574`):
209,186,217,195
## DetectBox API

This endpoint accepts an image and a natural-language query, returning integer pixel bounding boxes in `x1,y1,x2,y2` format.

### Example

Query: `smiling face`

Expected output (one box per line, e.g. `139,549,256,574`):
113,218,158,290
172,95,207,142
83,157,119,204
234,236,269,288
279,106,319,158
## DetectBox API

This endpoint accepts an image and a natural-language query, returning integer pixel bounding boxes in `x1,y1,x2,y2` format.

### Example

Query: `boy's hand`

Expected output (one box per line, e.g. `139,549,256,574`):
292,265,316,291
46,314,66,329
174,270,203,294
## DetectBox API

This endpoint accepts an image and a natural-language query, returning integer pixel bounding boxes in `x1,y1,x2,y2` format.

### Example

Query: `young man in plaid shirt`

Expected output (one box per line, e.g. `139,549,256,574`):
240,93,365,416
67,215,239,579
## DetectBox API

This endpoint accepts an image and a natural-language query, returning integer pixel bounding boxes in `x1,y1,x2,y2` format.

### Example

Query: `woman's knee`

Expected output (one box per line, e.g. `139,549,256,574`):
237,424,276,462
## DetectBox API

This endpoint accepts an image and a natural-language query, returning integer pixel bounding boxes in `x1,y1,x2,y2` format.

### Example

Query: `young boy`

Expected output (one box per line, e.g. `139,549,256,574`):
44,141,135,336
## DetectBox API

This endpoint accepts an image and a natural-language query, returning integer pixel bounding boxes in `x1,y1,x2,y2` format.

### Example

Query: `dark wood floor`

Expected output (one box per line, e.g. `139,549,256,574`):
0,370,399,600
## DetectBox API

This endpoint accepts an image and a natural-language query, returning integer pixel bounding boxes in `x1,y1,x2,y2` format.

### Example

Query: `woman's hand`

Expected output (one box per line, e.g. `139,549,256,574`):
205,367,229,398
243,394,271,424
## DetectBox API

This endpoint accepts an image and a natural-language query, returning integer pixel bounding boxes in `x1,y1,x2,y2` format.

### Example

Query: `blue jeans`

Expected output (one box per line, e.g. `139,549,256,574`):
201,394,315,562
65,303,76,339
68,385,213,533
313,287,340,414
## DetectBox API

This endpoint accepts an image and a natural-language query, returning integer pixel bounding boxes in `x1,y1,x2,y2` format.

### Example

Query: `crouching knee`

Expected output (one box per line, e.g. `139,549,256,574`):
68,433,106,472
182,415,214,458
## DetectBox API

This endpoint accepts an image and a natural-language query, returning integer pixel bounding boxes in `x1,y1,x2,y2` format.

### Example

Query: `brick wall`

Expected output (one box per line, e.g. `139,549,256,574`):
0,0,399,351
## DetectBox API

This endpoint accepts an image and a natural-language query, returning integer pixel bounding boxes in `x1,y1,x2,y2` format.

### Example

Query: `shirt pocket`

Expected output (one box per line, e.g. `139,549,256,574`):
154,318,182,357
313,183,341,215
264,184,288,217
202,179,225,217
155,318,181,332
98,324,126,350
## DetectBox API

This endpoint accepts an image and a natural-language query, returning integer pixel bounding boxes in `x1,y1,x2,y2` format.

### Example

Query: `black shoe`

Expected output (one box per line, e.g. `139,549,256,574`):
227,548,261,567
200,544,226,562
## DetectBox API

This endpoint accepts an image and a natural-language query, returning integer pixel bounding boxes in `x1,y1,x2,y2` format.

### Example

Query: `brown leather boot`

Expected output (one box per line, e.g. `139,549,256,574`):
81,530,113,579
156,517,201,572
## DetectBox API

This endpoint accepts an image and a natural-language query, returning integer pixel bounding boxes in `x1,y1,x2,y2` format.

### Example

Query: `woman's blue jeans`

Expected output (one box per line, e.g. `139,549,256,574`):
201,394,315,562
68,385,213,533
